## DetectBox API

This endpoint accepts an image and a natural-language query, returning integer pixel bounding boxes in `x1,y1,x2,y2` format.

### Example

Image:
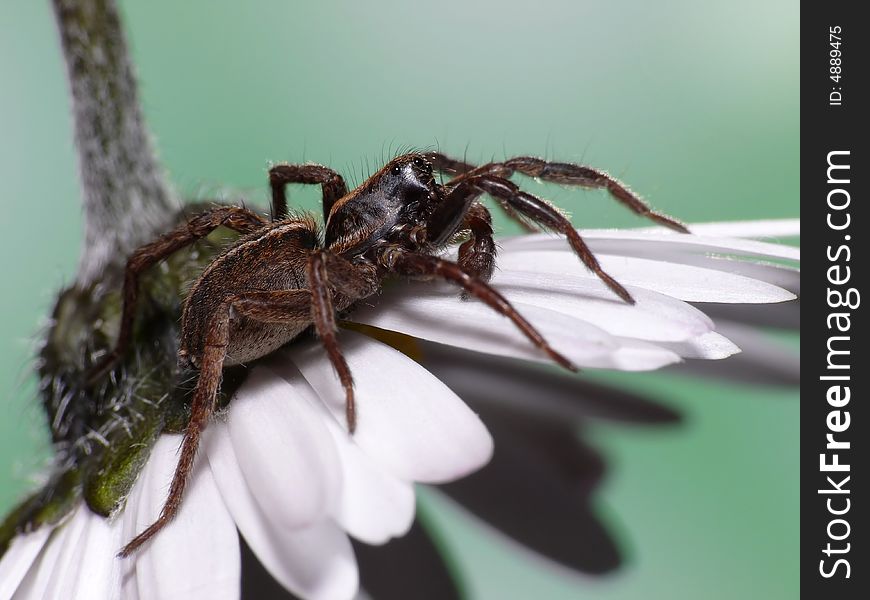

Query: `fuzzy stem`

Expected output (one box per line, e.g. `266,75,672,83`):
52,0,175,287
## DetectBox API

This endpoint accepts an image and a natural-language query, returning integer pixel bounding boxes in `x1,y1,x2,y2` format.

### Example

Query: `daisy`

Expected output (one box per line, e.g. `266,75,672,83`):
0,218,799,600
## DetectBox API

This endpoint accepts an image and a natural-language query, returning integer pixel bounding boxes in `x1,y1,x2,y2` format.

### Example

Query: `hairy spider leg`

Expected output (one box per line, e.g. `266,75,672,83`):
423,152,475,176
309,251,380,433
469,175,635,304
423,152,540,232
119,288,314,557
429,153,689,234
457,203,497,284
88,206,269,383
390,251,577,372
121,246,379,555
306,253,355,433
269,163,348,220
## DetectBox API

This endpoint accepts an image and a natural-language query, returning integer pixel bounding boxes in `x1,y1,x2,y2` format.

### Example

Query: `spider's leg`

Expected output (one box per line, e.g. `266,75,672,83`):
269,163,348,221
89,206,268,383
120,288,315,556
424,151,476,176
119,298,232,557
481,156,688,233
457,202,497,284
306,252,379,433
422,184,498,283
428,153,686,233
388,251,577,372
424,151,540,233
470,176,635,304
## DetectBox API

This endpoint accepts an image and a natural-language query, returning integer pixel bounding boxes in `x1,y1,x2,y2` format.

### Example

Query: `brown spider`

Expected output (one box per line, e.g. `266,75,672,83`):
95,151,687,556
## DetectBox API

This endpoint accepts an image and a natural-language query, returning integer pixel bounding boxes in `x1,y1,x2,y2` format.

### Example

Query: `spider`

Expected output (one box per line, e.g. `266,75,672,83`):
93,151,687,556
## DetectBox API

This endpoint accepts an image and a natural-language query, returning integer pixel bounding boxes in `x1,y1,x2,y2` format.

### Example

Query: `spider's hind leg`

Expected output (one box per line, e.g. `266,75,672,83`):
120,288,315,556
88,206,268,384
119,299,234,557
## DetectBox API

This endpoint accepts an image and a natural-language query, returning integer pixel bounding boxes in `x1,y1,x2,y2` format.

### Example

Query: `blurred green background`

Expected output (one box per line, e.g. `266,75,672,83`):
0,1,798,598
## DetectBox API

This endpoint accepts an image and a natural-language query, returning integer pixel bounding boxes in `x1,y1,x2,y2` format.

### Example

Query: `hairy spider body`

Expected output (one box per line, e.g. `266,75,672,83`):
179,220,321,368
82,151,687,556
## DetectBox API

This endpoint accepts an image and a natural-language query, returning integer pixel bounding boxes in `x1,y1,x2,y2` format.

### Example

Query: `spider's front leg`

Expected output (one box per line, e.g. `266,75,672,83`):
467,175,635,303
306,251,380,433
269,163,348,220
424,151,544,231
457,203,496,284
385,249,577,372
428,153,688,233
423,178,497,284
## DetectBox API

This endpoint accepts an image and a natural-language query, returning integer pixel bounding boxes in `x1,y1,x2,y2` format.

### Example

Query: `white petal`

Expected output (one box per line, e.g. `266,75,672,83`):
351,288,613,364
283,373,416,544
235,359,415,544
284,331,495,483
0,525,51,600
205,424,359,600
10,522,66,599
653,331,741,360
119,515,140,600
351,286,682,370
606,339,685,370
496,251,796,303
489,270,714,342
66,510,123,600
125,435,240,600
501,227,800,262
637,253,800,295
322,414,416,545
41,506,90,599
509,237,801,295
671,320,799,386
227,366,343,529
665,218,800,239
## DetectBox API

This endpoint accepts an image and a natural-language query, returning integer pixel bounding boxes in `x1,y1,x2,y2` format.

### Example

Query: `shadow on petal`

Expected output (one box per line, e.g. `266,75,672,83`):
669,320,799,387
241,534,296,600
351,518,463,600
693,299,800,331
419,340,682,425
241,520,463,600
439,409,621,574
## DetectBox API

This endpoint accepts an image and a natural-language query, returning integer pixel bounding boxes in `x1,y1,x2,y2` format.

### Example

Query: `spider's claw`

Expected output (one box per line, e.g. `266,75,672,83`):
546,347,579,373
119,519,160,558
598,271,636,305
650,212,690,234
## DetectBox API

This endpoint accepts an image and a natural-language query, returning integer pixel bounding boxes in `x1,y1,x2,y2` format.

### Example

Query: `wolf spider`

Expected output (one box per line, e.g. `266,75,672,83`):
93,151,687,555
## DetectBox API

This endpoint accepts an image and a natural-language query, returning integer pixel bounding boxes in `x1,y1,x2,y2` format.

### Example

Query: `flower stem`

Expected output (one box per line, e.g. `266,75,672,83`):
52,0,175,287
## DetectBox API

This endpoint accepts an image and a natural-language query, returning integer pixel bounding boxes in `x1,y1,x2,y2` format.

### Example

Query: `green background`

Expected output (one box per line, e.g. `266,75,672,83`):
0,1,798,598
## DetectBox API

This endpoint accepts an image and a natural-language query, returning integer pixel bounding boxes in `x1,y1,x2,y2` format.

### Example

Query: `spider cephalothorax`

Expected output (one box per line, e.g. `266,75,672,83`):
86,151,687,555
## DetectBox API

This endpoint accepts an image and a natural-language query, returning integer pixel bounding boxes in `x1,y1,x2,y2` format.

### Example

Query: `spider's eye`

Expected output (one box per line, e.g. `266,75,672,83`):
412,156,432,173
391,164,402,175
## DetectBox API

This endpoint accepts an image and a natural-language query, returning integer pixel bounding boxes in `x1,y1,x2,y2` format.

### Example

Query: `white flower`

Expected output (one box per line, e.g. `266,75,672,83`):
0,219,799,600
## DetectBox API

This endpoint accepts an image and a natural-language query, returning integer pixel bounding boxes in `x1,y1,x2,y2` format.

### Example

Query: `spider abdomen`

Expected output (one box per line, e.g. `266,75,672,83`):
178,220,320,368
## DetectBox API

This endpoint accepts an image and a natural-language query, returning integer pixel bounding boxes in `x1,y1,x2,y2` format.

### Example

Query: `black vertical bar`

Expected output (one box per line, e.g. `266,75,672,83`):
803,3,866,597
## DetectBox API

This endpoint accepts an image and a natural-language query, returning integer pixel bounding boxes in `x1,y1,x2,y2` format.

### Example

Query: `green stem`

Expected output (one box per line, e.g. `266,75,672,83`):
52,0,175,287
